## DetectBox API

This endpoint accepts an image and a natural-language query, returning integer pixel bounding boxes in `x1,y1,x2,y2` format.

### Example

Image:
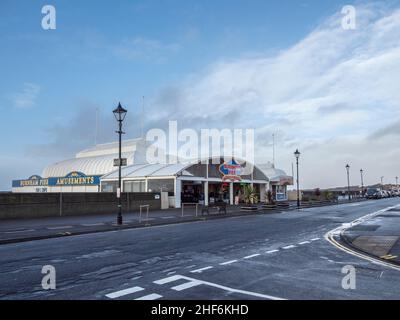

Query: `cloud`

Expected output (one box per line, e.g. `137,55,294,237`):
145,3,400,188
11,83,41,108
112,37,181,62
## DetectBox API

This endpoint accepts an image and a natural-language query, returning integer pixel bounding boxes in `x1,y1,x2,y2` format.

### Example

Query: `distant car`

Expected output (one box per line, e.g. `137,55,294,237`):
365,188,380,199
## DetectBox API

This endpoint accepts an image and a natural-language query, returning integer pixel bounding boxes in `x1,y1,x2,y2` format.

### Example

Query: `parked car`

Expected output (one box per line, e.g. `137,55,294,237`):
365,188,380,199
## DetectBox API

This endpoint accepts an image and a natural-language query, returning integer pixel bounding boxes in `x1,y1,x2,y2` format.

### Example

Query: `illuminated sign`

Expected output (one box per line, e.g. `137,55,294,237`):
12,172,101,188
219,160,243,182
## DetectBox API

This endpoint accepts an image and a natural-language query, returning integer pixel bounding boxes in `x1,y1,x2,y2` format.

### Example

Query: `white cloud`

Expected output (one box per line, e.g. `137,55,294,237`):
148,3,400,188
12,83,41,108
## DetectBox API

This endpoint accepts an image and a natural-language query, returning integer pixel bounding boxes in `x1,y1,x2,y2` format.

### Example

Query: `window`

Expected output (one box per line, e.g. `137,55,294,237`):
124,180,146,192
147,179,174,193
101,181,118,192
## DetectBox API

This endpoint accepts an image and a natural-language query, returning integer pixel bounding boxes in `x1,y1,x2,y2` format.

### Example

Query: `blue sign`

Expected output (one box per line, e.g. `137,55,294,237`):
13,172,101,188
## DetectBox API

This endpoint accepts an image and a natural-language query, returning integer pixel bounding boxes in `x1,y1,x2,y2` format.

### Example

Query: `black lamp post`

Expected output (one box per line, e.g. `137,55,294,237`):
294,149,301,208
345,164,351,201
113,102,127,226
360,169,364,197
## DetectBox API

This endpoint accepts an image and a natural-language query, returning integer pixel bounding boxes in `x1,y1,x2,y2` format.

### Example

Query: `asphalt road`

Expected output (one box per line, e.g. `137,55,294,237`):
1,198,399,300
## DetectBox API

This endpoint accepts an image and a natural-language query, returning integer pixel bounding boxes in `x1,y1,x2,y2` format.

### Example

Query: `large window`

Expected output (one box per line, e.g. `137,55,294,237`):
147,179,174,193
124,180,146,192
101,181,118,193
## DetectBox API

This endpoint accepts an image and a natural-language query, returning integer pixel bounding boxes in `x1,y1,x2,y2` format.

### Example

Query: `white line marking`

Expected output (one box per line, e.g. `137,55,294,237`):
161,216,175,219
167,271,176,275
243,254,261,259
135,293,162,300
219,260,238,265
4,229,35,234
81,223,105,227
171,280,202,291
299,241,311,245
190,266,213,273
161,275,285,300
310,238,320,241
266,250,279,254
47,226,73,230
282,245,296,249
154,275,182,285
106,286,144,299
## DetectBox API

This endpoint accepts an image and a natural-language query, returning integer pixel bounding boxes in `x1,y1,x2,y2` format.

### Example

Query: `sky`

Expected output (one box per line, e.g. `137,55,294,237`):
1,0,400,190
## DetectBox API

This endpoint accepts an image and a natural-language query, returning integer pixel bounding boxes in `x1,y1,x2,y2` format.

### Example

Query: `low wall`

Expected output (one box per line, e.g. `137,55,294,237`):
0,192,161,220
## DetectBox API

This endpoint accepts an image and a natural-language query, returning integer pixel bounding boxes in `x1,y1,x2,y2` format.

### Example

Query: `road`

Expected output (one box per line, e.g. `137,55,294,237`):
1,198,399,300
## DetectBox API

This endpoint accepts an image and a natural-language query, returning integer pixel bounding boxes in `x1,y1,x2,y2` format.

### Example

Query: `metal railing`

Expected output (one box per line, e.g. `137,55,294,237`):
139,204,150,223
181,203,199,217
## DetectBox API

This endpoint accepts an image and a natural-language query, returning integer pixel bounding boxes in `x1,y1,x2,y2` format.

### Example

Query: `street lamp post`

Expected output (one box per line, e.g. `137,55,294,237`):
396,176,399,189
346,164,351,201
294,149,301,208
360,169,364,197
381,176,384,187
113,102,127,226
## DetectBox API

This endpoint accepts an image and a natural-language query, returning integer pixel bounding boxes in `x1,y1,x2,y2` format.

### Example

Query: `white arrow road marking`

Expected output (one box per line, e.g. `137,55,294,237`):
106,286,144,299
154,275,286,300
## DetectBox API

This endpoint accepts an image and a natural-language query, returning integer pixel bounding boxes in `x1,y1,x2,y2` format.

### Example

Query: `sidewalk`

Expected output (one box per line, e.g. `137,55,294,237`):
341,207,400,265
0,198,359,245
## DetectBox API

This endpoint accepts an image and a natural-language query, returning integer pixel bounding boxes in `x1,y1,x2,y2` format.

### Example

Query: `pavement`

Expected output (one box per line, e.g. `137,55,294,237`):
341,206,400,265
0,200,345,245
0,197,399,300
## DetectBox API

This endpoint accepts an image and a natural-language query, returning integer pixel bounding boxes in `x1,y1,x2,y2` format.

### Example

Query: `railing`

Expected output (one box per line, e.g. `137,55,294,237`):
139,204,150,223
181,203,199,217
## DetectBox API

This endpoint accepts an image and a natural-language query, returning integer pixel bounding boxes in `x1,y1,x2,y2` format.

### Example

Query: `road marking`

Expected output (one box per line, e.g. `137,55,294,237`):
310,238,320,241
106,286,144,299
219,260,238,265
167,271,176,275
162,267,178,273
299,241,310,245
185,265,197,269
81,223,105,227
135,293,162,300
155,275,285,300
266,250,279,254
47,226,73,230
190,266,213,273
161,216,175,219
171,280,202,291
4,229,35,234
243,254,261,259
282,245,296,250
325,204,400,272
154,275,182,285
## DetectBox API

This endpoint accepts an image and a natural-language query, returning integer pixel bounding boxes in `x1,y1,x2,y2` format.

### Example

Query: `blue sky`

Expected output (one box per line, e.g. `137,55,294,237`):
1,0,400,190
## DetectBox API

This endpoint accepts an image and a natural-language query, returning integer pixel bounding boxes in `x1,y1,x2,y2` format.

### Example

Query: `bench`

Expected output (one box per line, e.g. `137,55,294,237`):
201,202,227,215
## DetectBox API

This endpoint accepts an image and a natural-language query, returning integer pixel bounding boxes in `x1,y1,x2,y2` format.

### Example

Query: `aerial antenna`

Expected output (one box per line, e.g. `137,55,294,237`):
95,107,99,145
272,133,275,166
141,96,145,139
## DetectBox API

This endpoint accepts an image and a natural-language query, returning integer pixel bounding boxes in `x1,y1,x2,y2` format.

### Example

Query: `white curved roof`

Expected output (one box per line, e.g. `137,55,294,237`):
258,162,290,182
101,163,189,180
42,152,134,178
